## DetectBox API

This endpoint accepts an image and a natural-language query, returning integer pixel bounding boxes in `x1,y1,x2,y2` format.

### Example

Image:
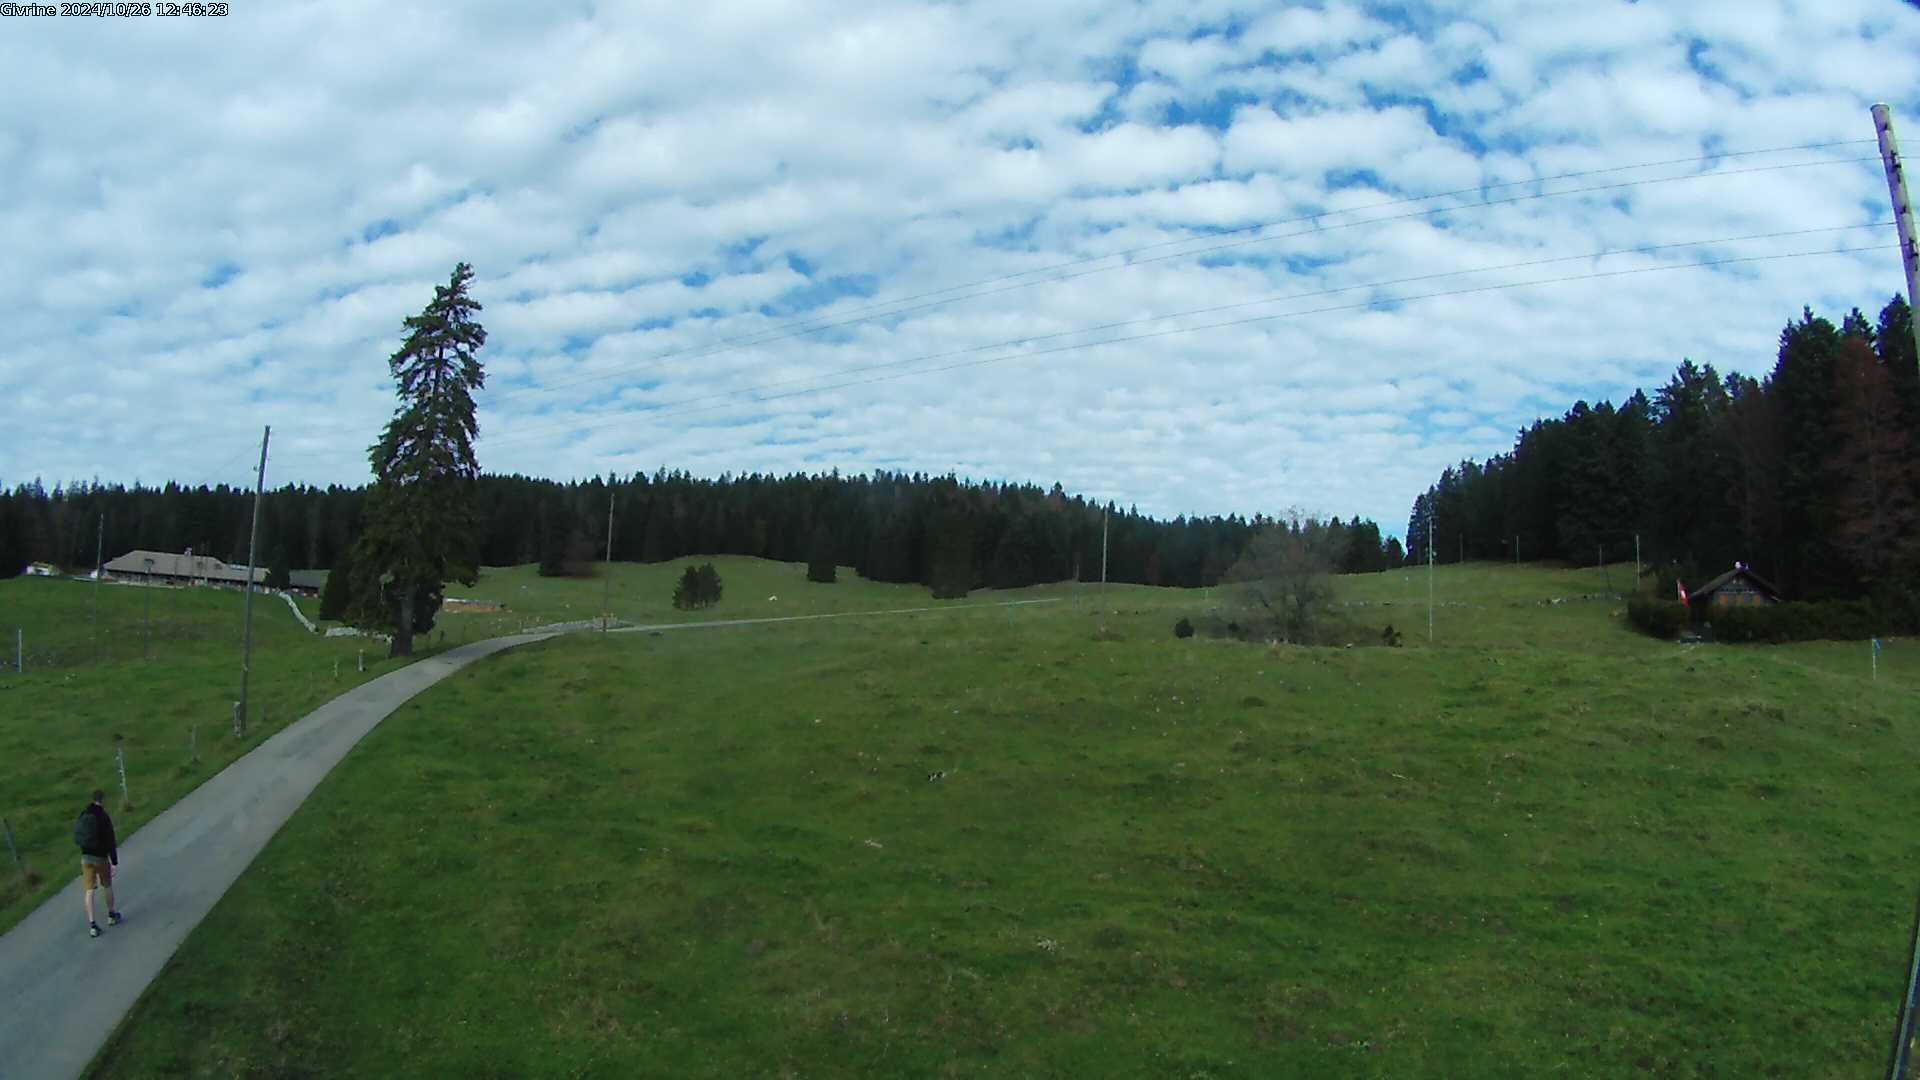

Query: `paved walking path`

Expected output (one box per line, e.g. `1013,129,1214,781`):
0,596,1059,1079
0,631,555,1080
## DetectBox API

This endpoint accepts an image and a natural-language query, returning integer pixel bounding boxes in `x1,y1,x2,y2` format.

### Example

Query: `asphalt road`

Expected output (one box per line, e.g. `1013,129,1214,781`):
0,632,556,1080
0,596,1060,1079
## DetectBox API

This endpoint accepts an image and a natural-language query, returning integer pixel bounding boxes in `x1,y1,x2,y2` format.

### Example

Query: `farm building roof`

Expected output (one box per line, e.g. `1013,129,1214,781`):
1692,563,1782,602
102,549,264,585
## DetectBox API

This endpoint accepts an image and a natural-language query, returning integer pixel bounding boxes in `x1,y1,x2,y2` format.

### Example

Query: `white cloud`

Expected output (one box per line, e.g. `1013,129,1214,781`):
3,0,1920,538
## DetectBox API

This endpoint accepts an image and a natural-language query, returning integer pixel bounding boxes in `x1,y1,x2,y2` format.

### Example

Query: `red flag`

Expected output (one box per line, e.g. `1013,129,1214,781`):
1676,581,1689,605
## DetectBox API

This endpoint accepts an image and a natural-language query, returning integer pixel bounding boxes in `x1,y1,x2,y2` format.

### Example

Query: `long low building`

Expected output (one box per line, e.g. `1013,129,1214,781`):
102,550,266,588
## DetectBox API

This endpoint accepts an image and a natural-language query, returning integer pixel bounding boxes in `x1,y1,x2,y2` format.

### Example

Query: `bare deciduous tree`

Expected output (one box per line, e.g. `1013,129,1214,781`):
1224,522,1334,643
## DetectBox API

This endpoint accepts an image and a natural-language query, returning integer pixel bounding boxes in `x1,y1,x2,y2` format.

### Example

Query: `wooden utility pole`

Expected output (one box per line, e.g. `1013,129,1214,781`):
1101,509,1109,592
1427,513,1434,643
90,512,103,661
1886,112,1920,1059
602,494,615,632
1872,104,1920,363
236,425,270,738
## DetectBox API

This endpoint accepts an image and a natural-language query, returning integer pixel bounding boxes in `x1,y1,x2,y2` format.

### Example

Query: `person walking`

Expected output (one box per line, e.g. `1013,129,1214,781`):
74,789,123,939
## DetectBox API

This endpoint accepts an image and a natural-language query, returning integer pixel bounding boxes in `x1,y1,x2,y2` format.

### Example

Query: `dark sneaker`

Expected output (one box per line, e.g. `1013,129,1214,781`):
107,911,124,926
88,922,101,939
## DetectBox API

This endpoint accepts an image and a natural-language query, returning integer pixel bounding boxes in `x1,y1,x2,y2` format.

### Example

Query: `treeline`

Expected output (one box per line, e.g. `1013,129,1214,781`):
1406,295,1919,603
0,470,1403,593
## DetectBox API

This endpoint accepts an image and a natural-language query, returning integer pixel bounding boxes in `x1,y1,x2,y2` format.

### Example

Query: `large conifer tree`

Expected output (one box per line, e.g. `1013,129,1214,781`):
806,523,837,583
354,262,487,656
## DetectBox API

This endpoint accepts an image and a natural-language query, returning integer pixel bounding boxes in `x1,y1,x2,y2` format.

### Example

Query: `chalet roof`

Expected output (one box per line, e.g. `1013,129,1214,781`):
1693,563,1782,602
289,570,328,590
102,550,264,585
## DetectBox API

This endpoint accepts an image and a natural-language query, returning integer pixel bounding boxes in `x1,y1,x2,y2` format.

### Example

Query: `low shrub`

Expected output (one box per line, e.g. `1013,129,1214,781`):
1627,597,1689,640
1708,598,1887,644
1173,617,1194,639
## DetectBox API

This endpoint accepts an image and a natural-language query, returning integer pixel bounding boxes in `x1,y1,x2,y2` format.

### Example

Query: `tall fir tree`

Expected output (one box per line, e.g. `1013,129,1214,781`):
353,262,487,656
1768,309,1845,598
318,539,356,621
1828,336,1920,596
266,543,291,591
806,523,837,583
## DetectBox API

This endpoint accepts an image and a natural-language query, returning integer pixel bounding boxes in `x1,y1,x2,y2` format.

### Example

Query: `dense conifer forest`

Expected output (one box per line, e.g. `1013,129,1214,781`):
1406,295,1917,606
0,469,1402,594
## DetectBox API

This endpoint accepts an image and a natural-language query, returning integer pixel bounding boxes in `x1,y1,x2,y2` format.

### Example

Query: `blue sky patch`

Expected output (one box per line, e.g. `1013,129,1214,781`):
1162,88,1260,132
1079,52,1141,132
201,262,241,289
359,219,401,244
760,273,880,318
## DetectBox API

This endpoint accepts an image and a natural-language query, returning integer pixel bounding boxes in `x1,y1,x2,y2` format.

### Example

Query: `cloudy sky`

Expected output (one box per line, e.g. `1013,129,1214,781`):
3,1,1917,536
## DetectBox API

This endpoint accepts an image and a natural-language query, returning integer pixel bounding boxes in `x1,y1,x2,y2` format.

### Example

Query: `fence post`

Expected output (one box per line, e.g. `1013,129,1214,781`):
14,628,20,674
2,816,22,880
114,737,130,811
190,724,198,765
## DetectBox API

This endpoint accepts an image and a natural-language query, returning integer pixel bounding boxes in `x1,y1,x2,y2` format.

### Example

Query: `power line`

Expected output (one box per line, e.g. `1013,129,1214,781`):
744,244,1887,413
486,146,1880,404
477,243,1891,454
475,224,1890,450
740,138,1881,326
260,142,1886,451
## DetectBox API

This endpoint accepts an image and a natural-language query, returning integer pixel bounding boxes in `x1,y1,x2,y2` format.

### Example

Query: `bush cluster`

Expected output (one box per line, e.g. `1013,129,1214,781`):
1626,597,1690,639
1628,594,1917,643
672,563,723,610
1708,598,1894,643
1194,612,1396,648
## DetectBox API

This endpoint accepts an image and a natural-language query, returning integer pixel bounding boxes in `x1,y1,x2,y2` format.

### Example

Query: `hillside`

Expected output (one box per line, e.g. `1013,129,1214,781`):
84,561,1920,1077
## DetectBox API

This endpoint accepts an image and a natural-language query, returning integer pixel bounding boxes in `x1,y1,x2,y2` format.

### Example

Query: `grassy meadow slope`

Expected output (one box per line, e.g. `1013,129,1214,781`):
420,557,1035,640
88,561,1920,1077
0,577,412,933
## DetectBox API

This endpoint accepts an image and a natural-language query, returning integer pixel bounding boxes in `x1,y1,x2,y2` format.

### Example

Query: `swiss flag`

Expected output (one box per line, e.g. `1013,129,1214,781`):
1677,581,1689,606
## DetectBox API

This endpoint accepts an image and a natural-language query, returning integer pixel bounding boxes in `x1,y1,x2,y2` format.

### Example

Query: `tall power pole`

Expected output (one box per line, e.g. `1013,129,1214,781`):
236,425,270,738
602,493,615,632
1872,102,1920,1080
90,512,103,661
1427,513,1435,644
1101,509,1109,592
1873,104,1920,363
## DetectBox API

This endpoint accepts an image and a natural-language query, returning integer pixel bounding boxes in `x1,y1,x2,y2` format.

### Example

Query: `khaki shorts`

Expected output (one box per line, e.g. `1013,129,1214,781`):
80,857,112,890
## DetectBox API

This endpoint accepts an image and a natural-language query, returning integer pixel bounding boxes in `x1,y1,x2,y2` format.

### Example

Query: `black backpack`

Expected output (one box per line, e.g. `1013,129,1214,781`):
74,808,102,852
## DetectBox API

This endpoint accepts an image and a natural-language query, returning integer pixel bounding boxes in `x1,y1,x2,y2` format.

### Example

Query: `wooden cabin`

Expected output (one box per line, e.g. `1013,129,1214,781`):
1691,563,1782,609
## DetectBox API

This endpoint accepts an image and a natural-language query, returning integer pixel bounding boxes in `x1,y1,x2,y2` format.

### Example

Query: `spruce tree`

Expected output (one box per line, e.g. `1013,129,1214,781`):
807,524,837,583
672,565,699,610
672,563,723,609
695,562,722,605
353,262,487,656
928,504,974,599
266,544,291,591
318,540,356,621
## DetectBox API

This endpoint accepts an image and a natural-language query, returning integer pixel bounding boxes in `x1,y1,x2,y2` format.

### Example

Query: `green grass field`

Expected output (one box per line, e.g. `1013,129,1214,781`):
423,556,1076,640
82,561,1920,1077
0,577,418,933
